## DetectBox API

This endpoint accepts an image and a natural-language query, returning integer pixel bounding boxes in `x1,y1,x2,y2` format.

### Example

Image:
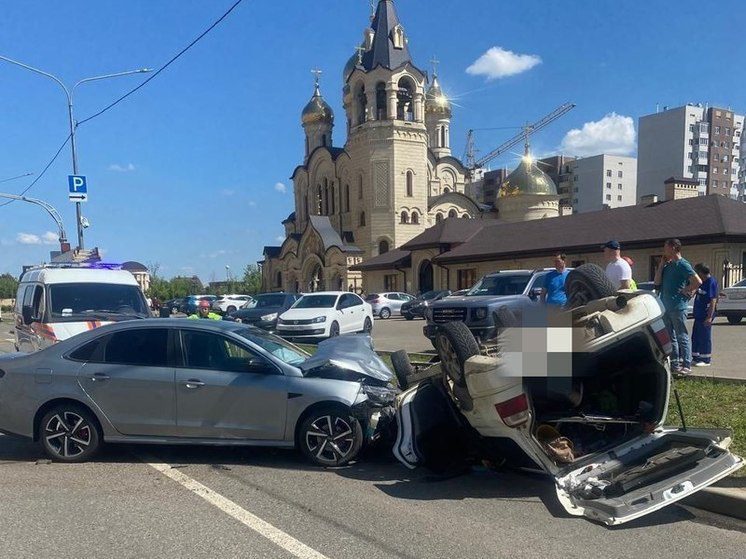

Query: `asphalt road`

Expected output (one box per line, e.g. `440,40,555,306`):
0,435,744,559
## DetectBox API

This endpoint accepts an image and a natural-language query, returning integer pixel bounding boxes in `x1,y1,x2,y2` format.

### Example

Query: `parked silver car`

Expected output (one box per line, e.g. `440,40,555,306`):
365,292,416,319
0,320,397,467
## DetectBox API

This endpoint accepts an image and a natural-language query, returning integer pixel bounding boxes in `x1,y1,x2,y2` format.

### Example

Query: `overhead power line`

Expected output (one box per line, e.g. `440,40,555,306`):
77,0,245,126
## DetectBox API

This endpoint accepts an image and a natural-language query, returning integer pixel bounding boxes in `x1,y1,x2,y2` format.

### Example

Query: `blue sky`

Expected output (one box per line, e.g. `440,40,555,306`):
1,0,744,282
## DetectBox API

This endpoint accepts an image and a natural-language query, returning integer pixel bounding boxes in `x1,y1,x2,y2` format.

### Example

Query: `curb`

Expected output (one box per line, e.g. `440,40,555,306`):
682,486,746,520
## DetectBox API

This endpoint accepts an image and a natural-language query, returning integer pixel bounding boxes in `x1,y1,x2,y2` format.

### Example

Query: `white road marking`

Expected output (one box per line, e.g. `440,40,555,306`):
142,456,331,559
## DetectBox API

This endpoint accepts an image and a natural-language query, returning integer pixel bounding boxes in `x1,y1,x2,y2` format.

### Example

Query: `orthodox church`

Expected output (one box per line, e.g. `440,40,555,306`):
260,0,560,294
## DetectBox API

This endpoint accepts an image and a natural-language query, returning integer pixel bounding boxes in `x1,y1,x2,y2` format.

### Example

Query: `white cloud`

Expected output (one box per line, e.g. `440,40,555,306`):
16,233,41,245
560,113,636,157
466,47,542,80
220,189,235,197
41,231,58,245
275,235,285,243
274,182,287,194
107,163,136,172
200,249,230,259
248,200,257,207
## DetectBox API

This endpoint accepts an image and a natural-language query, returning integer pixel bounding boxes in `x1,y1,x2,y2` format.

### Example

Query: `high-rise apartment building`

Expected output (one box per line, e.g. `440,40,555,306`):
564,154,637,213
637,104,743,200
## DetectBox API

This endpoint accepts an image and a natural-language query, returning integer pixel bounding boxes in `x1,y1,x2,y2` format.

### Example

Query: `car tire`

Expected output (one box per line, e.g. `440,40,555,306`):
329,321,340,337
391,349,415,389
404,315,414,321
363,317,373,333
298,406,363,467
435,321,480,387
379,307,391,319
227,305,237,313
565,263,616,308
38,404,101,463
726,315,743,325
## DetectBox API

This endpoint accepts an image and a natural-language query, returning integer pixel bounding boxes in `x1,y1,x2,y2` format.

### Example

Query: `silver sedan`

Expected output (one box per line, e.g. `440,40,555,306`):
0,320,397,467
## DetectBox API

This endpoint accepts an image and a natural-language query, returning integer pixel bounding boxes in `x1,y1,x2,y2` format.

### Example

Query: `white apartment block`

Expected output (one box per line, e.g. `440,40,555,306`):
637,104,743,200
568,154,637,213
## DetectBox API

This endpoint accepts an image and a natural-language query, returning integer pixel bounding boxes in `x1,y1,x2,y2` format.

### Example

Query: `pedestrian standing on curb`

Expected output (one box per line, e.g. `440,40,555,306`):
692,263,718,367
621,256,638,290
654,239,702,375
541,253,570,307
602,240,632,290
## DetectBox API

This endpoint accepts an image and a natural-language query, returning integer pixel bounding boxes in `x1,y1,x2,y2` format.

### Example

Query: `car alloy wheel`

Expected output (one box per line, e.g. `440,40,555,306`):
379,307,391,319
227,305,237,313
300,411,362,467
40,406,100,462
363,317,373,333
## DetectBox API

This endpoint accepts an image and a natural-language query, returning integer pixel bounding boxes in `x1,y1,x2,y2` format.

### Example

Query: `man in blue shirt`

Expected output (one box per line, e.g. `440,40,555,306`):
541,253,570,307
692,263,718,367
654,239,702,375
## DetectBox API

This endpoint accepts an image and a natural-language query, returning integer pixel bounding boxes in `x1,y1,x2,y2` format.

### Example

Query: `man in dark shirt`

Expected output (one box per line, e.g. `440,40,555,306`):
692,263,718,367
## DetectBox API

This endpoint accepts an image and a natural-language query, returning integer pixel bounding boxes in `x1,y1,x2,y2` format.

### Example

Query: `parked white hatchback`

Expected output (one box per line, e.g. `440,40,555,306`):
212,294,254,314
276,292,373,340
718,278,746,324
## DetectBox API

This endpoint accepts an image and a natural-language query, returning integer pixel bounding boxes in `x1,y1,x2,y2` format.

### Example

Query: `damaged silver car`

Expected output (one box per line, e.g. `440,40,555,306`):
393,265,743,525
0,320,397,467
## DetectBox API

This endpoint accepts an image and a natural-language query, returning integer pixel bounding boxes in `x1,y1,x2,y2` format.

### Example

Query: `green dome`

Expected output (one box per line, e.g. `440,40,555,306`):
499,156,557,197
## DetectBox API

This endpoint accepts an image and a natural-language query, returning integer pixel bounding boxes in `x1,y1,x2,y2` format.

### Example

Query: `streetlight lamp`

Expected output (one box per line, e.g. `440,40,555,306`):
0,54,151,251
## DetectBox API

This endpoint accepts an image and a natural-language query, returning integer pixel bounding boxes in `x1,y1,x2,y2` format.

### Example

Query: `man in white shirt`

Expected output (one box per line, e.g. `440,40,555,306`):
602,240,632,290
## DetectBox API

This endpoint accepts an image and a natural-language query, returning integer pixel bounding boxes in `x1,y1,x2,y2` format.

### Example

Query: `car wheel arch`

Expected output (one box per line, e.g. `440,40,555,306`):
33,398,104,443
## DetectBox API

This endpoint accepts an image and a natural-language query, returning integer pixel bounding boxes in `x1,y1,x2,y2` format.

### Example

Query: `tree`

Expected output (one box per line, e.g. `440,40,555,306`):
0,273,19,299
241,264,262,294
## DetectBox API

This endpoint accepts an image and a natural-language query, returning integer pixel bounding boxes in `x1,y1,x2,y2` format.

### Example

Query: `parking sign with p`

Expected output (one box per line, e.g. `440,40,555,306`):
68,175,88,202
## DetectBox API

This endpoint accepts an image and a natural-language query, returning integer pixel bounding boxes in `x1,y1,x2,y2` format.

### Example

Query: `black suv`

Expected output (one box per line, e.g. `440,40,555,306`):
400,290,451,320
424,269,553,343
225,292,300,332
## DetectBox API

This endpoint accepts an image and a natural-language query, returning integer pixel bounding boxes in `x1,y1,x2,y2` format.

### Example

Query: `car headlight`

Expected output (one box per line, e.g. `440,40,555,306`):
261,313,278,321
361,384,398,405
311,315,327,323
474,307,488,320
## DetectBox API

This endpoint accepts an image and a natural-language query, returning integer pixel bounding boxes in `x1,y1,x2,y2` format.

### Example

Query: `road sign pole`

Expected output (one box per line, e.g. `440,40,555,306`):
68,100,84,250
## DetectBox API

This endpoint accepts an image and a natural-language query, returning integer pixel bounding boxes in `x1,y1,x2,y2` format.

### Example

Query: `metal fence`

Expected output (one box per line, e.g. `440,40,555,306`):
722,262,744,288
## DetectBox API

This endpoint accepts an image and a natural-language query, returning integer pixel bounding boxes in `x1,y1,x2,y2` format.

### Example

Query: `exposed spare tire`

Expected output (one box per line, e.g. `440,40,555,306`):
565,263,616,309
390,350,415,390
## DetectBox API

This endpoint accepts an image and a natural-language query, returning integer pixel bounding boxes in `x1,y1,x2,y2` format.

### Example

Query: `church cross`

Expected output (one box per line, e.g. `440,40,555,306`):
430,56,440,77
355,45,365,64
311,68,323,86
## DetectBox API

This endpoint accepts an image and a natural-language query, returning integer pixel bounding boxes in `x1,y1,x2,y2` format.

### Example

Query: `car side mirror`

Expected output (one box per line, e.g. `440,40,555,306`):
529,287,542,300
247,356,271,372
22,305,33,325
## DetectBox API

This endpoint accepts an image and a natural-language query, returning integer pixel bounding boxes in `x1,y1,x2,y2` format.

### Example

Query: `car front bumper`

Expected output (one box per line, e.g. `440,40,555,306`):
423,322,497,341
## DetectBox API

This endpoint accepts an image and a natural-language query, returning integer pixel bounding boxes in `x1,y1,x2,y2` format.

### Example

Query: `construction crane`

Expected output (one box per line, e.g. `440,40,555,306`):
464,102,576,176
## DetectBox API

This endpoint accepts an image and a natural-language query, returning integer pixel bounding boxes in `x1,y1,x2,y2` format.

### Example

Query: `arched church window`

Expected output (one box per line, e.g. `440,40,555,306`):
376,82,387,120
411,211,419,224
356,83,367,126
323,179,329,215
443,187,450,193
440,126,447,148
360,211,366,226
316,185,322,214
448,209,457,218
397,77,415,122
391,25,405,49
276,271,282,287
400,211,409,224
345,184,350,212
330,184,335,214
461,213,470,219
435,212,443,223
379,240,389,255
358,175,363,199
406,171,413,197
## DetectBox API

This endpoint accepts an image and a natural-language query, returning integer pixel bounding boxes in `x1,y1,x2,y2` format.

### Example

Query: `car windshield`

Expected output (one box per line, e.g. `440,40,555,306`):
234,327,309,366
420,290,440,300
49,283,149,318
292,294,338,309
365,294,379,301
251,294,287,308
467,274,531,296
733,279,746,288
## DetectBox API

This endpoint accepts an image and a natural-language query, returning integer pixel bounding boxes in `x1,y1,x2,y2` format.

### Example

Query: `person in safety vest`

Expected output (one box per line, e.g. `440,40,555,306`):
189,298,222,320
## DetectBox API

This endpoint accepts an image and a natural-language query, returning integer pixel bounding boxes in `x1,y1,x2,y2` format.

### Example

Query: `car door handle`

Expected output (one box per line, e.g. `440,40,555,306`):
91,373,110,382
184,379,205,389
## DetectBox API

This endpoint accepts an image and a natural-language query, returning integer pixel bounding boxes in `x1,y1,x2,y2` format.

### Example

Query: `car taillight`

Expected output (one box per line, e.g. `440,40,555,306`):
650,318,672,356
495,393,530,427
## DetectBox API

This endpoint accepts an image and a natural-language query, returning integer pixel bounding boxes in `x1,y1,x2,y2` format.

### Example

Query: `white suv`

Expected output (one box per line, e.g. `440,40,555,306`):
394,285,743,525
212,294,254,314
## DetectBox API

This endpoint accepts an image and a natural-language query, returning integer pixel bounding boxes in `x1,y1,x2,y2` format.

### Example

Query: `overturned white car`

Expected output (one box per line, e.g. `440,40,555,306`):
393,270,743,526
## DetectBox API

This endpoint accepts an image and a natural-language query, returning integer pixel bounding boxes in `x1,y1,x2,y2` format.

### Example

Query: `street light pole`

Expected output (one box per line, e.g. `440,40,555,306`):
0,55,150,251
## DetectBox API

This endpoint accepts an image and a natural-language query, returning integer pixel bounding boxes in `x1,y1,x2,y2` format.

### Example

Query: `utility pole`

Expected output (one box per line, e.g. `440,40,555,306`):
0,54,150,251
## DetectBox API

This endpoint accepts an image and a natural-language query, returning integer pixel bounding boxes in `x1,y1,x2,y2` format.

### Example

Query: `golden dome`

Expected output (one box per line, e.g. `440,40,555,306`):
301,84,334,125
499,155,558,197
343,49,363,82
425,75,451,117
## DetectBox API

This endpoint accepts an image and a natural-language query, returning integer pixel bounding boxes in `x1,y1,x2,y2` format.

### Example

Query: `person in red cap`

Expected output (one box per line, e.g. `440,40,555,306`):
188,298,222,320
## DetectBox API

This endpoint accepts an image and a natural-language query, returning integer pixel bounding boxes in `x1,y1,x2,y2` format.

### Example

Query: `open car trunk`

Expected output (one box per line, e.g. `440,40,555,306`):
526,333,743,525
